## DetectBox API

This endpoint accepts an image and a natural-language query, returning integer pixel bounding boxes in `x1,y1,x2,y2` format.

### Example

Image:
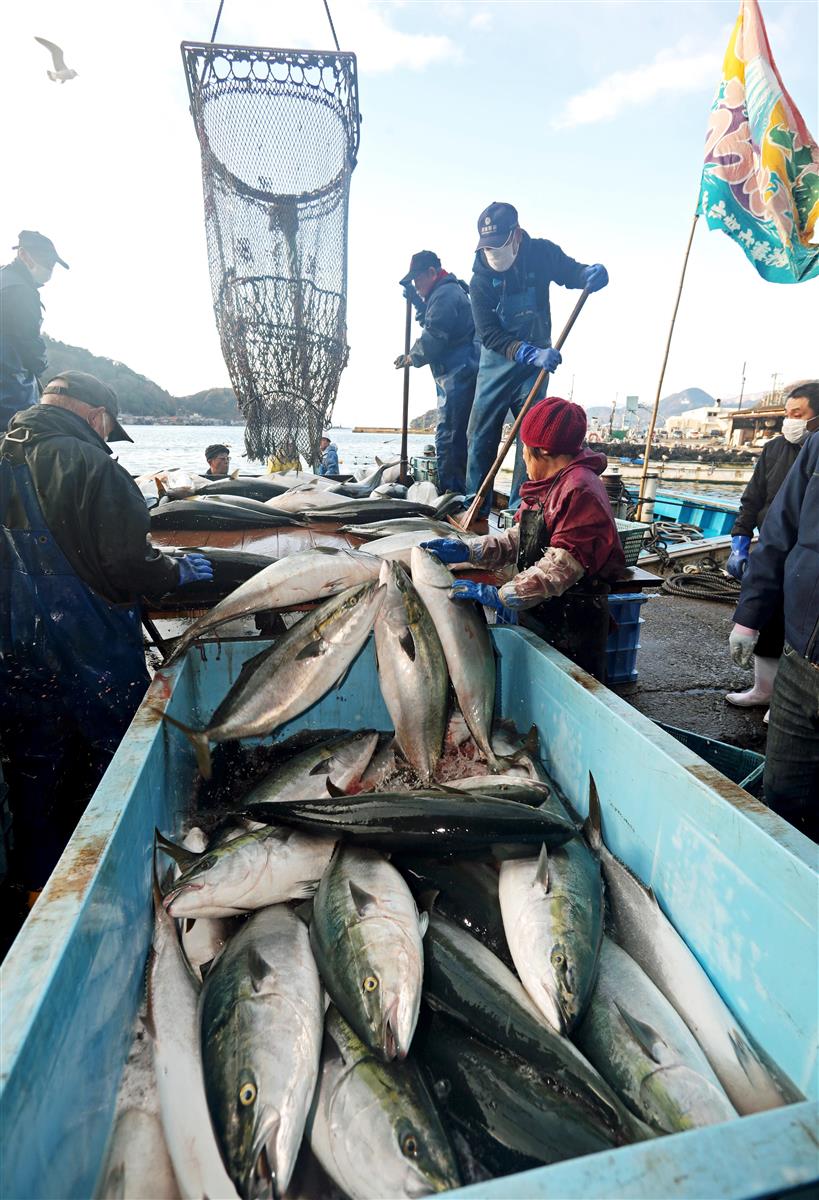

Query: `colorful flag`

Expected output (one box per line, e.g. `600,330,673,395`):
698,0,819,283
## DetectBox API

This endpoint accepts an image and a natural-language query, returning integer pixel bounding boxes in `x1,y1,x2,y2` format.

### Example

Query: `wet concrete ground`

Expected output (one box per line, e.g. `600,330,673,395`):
613,591,769,754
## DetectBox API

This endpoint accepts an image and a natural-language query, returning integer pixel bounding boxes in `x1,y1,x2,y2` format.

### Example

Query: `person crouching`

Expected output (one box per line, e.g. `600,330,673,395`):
422,396,625,681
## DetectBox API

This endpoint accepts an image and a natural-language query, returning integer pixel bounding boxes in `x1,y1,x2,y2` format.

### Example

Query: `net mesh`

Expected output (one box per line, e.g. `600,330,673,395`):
182,42,360,465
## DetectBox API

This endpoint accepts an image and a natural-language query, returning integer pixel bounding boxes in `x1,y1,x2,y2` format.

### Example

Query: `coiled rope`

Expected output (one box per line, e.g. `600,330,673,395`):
661,561,741,604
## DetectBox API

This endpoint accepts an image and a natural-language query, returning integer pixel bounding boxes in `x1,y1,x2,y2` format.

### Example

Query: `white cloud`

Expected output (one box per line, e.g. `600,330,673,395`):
552,42,721,130
469,11,493,32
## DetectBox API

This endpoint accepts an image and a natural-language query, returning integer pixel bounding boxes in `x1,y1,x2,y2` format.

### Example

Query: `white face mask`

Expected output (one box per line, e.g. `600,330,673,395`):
484,237,518,272
28,261,53,286
781,417,808,444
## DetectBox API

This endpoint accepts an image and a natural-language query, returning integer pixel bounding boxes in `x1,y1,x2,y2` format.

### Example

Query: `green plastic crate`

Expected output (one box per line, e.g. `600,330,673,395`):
657,723,765,797
615,517,648,566
410,455,439,485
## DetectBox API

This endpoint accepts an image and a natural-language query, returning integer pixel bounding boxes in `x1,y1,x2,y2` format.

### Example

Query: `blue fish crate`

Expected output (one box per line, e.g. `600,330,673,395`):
606,592,648,684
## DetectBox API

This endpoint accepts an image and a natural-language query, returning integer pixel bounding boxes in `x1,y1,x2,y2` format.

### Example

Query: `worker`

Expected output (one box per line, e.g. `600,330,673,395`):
0,230,68,431
394,251,478,494
422,397,625,681
0,371,213,905
204,442,230,478
729,420,819,840
464,202,608,532
725,380,818,715
317,432,339,476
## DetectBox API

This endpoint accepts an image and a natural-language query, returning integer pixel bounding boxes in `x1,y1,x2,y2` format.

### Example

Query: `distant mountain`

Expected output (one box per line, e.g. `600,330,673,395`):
586,387,720,425
43,336,242,422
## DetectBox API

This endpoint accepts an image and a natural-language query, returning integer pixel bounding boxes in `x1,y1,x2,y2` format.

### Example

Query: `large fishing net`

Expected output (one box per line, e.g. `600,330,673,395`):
182,42,360,465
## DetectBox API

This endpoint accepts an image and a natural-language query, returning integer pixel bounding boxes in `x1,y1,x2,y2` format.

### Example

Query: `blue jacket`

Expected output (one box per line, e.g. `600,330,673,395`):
0,260,46,425
734,430,819,664
469,231,588,360
318,441,339,476
409,274,475,372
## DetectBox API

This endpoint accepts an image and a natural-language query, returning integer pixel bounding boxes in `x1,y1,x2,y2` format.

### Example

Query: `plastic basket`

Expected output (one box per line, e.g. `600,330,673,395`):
498,508,516,529
606,592,647,683
657,723,765,798
615,517,648,566
410,455,439,486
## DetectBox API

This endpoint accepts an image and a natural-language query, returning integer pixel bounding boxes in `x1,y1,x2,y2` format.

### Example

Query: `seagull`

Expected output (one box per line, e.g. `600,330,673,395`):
34,37,78,83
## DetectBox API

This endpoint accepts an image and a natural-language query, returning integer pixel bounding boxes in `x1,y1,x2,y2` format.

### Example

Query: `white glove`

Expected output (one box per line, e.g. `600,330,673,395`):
729,624,759,669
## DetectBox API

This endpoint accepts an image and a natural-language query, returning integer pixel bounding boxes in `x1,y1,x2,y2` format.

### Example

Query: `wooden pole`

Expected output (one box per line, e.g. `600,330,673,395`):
399,296,412,485
636,213,699,520
458,288,591,531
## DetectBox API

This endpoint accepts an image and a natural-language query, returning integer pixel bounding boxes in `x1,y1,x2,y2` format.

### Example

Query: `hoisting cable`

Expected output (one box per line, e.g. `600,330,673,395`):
323,0,341,51
210,0,225,42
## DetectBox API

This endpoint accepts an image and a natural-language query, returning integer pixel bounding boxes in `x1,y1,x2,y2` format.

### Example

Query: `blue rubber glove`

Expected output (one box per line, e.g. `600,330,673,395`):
514,343,562,372
582,264,608,293
726,535,751,581
420,538,470,564
449,580,510,615
176,553,214,588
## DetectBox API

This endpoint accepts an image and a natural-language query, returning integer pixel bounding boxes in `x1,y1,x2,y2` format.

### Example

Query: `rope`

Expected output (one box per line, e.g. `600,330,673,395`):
323,0,341,50
209,0,225,42
661,565,741,604
641,520,705,569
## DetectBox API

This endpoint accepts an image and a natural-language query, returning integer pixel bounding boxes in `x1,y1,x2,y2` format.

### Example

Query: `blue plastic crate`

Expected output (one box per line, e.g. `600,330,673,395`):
607,592,648,683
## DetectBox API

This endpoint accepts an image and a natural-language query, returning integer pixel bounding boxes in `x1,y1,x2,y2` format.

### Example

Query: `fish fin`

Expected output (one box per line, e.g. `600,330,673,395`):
534,843,550,891
248,947,272,991
349,880,379,917
326,778,346,798
522,724,540,756
584,772,602,853
309,757,333,776
294,879,321,900
398,627,416,661
313,546,342,555
418,910,429,938
295,640,326,660
156,708,213,779
417,888,439,917
154,827,199,872
615,1003,667,1064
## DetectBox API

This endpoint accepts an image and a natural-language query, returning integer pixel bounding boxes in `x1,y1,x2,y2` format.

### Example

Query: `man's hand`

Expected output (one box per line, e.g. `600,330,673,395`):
514,342,561,372
729,624,759,668
394,354,411,369
419,538,471,564
177,553,214,588
582,264,608,293
449,579,510,615
726,535,751,580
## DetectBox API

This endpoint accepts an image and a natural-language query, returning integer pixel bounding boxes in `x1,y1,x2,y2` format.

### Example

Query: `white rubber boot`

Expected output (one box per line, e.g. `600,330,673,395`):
726,656,779,707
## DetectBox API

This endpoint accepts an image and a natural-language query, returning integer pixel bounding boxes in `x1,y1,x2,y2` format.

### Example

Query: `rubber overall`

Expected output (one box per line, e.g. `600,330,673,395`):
0,452,150,888
0,266,41,431
466,276,550,518
431,338,479,494
515,505,610,682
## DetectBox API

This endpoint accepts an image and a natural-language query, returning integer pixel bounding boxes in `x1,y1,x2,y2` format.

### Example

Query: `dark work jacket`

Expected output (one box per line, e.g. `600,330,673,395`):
1,405,180,604
734,432,819,664
731,435,802,537
0,260,46,420
469,231,588,360
409,274,475,371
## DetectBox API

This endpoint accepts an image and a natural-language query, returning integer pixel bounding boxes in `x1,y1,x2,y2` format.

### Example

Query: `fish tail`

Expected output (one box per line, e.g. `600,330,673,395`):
156,708,213,779
584,772,602,852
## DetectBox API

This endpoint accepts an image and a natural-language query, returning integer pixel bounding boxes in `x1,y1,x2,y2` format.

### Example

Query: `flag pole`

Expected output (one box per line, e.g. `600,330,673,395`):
636,212,700,520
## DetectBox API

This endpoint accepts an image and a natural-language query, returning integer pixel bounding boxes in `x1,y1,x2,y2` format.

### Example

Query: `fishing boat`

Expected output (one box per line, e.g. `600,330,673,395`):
1,629,815,1199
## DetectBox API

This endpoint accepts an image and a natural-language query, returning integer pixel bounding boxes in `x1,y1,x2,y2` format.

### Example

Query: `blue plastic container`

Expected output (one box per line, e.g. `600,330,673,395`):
1,630,816,1199
607,592,648,683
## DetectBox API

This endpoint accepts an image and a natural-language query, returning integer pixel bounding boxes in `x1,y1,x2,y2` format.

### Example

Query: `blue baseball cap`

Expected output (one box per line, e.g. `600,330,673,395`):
475,202,518,250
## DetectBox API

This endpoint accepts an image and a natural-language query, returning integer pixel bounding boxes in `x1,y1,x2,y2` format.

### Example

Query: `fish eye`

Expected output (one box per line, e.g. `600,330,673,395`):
363,975,379,992
552,951,565,967
239,1081,257,1106
401,1133,419,1159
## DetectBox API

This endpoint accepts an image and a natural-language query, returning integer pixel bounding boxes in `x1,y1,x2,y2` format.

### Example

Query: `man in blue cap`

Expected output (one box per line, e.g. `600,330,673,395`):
395,250,478,494
463,202,608,530
0,231,69,431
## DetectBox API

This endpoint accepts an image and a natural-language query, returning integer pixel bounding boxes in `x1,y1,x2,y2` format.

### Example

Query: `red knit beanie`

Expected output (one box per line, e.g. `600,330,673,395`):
520,396,586,455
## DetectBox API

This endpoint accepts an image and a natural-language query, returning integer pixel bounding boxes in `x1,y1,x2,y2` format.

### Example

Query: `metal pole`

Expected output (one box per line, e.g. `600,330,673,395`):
399,296,412,485
636,212,699,521
738,360,746,411
458,289,590,531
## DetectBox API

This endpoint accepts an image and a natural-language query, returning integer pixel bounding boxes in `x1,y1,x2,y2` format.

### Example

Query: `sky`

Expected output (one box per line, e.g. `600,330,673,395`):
1,0,817,426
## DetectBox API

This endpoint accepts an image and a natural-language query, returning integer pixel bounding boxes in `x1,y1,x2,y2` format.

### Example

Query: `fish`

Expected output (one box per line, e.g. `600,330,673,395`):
585,775,804,1114
444,775,574,820
160,580,385,777
406,481,439,505
336,460,401,499
410,548,498,768
248,790,578,855
361,530,450,566
340,518,458,541
263,484,346,512
310,845,426,1060
356,738,398,791
145,866,238,1199
159,825,336,918
418,1013,618,1176
96,1109,181,1199
374,562,448,784
421,913,641,1148
198,475,340,501
201,905,324,1200
170,826,237,977
164,548,381,664
153,545,278,610
307,1006,461,1200
491,724,547,781
574,937,737,1133
499,838,603,1034
240,730,380,806
299,498,441,524
150,496,305,531
399,858,514,969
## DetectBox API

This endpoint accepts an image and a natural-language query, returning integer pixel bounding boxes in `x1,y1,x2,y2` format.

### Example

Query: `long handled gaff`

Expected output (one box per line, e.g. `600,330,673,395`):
399,296,412,485
457,288,591,531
